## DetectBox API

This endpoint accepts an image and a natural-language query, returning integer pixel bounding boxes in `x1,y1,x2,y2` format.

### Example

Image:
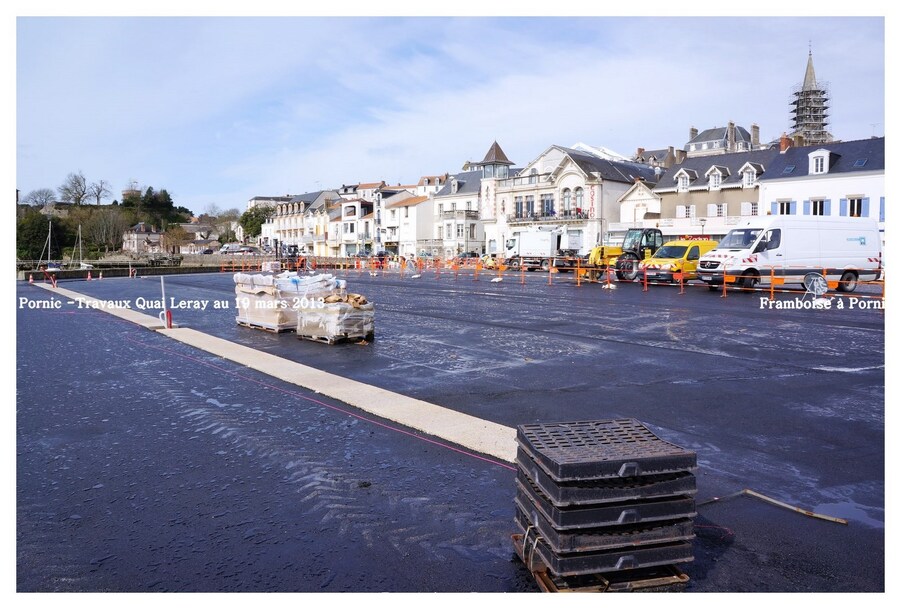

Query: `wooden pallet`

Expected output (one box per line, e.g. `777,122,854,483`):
296,332,375,345
512,534,689,593
236,319,296,334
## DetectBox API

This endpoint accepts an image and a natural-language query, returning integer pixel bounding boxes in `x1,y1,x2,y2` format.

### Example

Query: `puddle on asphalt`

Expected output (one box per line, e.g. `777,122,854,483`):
814,500,883,528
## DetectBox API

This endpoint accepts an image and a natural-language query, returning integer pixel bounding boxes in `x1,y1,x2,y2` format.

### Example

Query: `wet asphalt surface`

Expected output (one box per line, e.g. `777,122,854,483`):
16,268,885,592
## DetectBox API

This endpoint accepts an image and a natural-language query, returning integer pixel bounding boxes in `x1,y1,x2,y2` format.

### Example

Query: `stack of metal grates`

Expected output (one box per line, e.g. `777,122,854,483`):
514,419,697,585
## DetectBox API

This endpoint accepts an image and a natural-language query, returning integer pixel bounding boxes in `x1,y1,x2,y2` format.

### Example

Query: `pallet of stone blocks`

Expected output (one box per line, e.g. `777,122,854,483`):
233,272,347,333
295,292,374,344
513,419,697,592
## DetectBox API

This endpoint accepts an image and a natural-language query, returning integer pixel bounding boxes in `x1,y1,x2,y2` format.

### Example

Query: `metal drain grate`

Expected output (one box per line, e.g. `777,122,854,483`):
517,528,694,578
517,419,697,481
516,476,697,530
516,457,696,506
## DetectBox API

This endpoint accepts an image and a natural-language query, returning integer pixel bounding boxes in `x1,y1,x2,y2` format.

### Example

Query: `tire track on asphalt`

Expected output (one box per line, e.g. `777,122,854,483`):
125,338,513,568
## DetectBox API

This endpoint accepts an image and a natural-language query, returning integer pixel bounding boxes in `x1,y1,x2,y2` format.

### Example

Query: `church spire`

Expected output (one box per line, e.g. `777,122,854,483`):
802,46,818,91
790,46,832,145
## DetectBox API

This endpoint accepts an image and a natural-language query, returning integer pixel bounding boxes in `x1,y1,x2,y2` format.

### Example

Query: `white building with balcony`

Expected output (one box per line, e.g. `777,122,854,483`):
263,190,341,255
483,143,658,252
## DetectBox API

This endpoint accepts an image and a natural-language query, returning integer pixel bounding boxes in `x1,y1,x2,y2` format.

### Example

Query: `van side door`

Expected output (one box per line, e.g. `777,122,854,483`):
753,228,783,276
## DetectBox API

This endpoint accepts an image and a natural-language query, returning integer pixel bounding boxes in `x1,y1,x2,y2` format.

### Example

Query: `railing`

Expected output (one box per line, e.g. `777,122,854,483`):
507,211,588,223
441,210,479,219
496,173,552,188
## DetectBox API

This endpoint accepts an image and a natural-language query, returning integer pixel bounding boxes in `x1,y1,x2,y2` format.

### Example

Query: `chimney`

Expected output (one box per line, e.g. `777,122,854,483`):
727,121,735,151
689,126,698,141
751,123,760,147
674,149,687,165
779,133,791,153
636,147,645,157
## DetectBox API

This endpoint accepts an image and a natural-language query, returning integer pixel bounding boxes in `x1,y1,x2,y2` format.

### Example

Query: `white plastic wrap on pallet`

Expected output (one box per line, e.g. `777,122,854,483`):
234,283,296,330
297,302,375,340
234,272,352,332
275,273,346,299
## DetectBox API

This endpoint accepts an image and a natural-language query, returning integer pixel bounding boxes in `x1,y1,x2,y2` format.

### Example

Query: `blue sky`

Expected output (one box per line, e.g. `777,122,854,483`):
15,12,886,217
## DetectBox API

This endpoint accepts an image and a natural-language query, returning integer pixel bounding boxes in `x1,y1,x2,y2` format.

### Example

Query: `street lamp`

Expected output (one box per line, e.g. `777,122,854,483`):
699,217,707,236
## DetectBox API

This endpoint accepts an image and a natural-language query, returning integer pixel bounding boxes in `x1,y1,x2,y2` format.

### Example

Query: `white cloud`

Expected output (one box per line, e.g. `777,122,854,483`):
16,16,884,214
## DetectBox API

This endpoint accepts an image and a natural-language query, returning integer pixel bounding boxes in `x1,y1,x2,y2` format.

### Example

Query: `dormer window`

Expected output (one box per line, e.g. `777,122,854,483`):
809,149,831,175
677,175,689,191
709,172,721,190
743,169,756,187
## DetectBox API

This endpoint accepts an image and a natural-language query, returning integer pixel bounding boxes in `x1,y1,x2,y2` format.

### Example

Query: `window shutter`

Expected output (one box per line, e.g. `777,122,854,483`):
803,200,810,215
824,199,831,216
840,198,848,216
676,205,686,219
707,204,717,216
771,202,778,215
689,205,696,218
862,198,870,217
741,202,752,216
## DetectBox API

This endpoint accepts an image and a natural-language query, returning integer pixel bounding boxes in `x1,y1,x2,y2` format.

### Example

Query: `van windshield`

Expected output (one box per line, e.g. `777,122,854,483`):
718,228,761,249
654,245,687,259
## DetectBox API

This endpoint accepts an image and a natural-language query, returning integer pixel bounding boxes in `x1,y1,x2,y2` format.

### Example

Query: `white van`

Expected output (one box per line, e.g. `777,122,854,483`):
697,215,881,292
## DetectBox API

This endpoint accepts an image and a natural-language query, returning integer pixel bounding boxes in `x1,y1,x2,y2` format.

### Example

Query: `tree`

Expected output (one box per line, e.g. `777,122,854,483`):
85,207,130,253
162,225,191,254
16,210,72,261
58,171,88,205
87,180,112,205
21,188,56,208
218,227,237,244
239,206,271,239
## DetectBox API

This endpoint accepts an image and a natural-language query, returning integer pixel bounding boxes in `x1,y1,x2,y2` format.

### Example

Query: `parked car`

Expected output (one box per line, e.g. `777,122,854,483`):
639,239,719,282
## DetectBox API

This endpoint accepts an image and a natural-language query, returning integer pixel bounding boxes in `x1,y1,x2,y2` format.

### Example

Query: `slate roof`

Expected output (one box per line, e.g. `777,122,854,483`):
434,171,483,198
687,125,753,146
557,146,659,184
634,148,672,164
289,191,323,204
129,222,159,234
654,148,780,192
759,137,884,180
479,141,514,166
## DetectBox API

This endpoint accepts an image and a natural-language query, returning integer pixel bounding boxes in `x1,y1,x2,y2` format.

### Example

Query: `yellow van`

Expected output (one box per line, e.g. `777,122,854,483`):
639,239,718,282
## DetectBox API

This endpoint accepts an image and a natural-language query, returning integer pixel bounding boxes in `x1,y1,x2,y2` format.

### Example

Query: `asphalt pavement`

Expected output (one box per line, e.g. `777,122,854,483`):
16,268,885,592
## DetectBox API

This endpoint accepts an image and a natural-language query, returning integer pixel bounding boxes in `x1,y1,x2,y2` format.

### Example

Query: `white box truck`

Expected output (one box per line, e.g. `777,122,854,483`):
505,227,581,271
697,215,881,292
